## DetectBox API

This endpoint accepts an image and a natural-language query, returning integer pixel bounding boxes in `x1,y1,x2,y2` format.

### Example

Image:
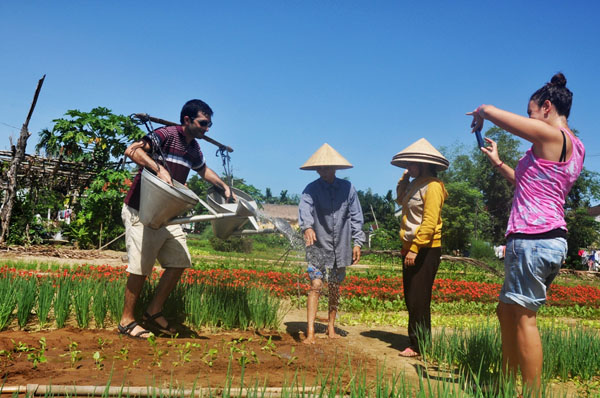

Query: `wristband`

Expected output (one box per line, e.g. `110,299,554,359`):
476,104,485,116
495,161,504,168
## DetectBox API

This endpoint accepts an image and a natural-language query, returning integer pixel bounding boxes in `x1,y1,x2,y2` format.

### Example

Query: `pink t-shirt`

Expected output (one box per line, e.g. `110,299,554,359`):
506,128,585,236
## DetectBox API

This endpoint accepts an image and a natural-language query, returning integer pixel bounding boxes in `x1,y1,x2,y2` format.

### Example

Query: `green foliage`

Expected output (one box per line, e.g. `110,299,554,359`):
36,278,55,327
72,278,93,328
565,207,600,269
471,128,521,243
426,323,600,390
64,169,130,249
92,281,108,328
209,236,253,253
469,239,495,260
357,188,401,250
16,277,37,329
250,232,290,250
442,128,520,245
262,187,299,205
183,284,280,330
0,275,18,330
5,188,61,245
441,182,490,253
33,107,145,248
441,128,600,269
542,325,600,381
357,188,399,231
369,229,403,250
54,277,72,328
36,107,144,171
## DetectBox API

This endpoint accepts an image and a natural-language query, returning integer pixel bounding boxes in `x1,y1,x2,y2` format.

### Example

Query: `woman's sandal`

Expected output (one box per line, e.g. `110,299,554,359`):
118,321,151,339
143,311,176,336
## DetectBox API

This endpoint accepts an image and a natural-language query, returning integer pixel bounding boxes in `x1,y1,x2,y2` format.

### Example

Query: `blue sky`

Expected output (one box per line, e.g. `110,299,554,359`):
1,1,599,200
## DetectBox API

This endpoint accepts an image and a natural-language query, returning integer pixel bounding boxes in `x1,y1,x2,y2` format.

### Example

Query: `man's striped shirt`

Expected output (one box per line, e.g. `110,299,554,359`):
124,125,205,210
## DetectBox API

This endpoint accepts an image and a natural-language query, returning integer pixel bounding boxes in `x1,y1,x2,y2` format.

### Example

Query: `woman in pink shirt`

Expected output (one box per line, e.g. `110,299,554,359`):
467,73,585,395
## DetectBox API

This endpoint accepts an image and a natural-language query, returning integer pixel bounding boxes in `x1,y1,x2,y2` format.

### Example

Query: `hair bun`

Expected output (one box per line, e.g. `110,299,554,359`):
550,73,567,87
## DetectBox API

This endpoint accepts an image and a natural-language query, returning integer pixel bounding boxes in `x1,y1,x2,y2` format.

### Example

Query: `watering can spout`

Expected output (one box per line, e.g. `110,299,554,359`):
235,198,256,218
206,187,260,239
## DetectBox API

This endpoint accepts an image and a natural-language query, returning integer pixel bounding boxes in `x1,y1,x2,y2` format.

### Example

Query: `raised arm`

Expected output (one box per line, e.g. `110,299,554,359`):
395,170,411,206
468,104,566,162
480,137,516,185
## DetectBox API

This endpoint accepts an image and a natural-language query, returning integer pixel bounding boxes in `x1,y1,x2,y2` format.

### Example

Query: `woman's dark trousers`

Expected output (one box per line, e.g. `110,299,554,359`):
402,247,441,352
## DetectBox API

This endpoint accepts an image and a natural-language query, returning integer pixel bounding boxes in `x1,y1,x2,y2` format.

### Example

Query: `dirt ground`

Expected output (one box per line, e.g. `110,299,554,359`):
0,246,421,390
0,321,412,389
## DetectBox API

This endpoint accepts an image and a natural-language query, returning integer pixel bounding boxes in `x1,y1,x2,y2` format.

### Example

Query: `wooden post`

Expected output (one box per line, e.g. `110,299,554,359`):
0,75,46,244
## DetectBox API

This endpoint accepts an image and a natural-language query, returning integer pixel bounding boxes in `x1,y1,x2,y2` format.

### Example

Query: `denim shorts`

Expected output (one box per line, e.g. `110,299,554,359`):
307,264,346,284
499,237,567,312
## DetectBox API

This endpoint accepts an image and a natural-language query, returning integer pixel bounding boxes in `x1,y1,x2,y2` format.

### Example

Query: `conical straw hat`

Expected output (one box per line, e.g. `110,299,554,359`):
391,138,449,171
300,143,353,170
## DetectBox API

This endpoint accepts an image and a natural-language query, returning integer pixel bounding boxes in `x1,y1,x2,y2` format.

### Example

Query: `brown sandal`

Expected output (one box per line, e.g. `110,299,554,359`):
143,311,176,335
118,321,151,339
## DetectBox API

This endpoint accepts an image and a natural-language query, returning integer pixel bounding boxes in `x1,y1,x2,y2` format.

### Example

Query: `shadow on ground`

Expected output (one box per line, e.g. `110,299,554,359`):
359,329,411,352
284,321,349,342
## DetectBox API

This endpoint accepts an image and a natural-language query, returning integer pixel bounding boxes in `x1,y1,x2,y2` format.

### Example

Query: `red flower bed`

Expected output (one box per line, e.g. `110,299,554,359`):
2,265,599,308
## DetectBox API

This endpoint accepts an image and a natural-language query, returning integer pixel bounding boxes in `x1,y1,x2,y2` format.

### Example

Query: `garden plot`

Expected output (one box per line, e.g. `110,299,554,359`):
0,249,599,396
0,326,383,389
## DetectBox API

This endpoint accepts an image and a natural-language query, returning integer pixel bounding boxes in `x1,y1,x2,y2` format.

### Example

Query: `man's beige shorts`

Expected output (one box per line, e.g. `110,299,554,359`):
121,204,192,276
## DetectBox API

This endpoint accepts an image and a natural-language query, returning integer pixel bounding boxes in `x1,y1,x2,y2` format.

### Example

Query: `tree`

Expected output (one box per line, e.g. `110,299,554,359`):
472,127,521,243
279,190,289,204
37,107,143,172
35,107,145,248
357,188,401,249
264,188,274,203
441,181,491,254
441,127,520,245
0,75,45,245
66,169,132,248
357,188,398,230
565,208,600,269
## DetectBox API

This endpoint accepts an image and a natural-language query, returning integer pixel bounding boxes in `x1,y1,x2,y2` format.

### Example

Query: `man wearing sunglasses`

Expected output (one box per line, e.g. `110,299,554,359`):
118,99,233,339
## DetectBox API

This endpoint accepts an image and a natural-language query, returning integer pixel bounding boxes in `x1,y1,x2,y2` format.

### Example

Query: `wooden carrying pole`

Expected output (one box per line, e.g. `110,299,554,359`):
134,113,233,153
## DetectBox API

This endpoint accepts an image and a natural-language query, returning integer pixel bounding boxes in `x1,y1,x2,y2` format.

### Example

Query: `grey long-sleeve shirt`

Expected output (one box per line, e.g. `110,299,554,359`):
298,177,366,268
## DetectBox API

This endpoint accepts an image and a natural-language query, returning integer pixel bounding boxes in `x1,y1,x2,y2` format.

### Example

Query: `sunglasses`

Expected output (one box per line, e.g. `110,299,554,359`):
194,118,213,128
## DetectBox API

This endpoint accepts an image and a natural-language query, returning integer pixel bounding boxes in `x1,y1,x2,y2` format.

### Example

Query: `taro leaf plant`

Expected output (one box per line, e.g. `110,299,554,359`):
36,107,145,248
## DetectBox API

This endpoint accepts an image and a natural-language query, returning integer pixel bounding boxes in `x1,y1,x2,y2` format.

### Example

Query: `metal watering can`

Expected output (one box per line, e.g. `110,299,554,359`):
138,168,268,238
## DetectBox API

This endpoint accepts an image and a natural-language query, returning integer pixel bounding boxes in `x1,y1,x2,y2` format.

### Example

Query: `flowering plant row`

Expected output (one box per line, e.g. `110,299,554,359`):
2,264,599,308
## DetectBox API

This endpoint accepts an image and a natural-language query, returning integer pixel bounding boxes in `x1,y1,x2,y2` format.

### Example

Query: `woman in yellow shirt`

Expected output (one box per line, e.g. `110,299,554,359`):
391,138,449,357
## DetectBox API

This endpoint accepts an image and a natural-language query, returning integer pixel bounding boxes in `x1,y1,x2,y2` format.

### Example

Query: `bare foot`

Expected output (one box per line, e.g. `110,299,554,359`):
303,335,317,344
398,347,420,357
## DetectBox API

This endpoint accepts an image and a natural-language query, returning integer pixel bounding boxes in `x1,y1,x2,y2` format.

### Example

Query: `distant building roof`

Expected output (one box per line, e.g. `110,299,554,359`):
589,205,600,217
260,204,298,222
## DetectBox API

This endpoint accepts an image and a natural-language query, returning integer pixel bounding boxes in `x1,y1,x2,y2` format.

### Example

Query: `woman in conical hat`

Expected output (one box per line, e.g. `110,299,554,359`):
391,138,448,357
298,143,366,344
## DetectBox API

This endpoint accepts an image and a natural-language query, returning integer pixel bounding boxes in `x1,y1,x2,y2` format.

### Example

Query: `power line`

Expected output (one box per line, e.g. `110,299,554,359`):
0,121,20,130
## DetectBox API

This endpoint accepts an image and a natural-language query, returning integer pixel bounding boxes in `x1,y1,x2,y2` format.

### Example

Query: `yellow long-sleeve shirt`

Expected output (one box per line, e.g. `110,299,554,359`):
395,175,448,254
